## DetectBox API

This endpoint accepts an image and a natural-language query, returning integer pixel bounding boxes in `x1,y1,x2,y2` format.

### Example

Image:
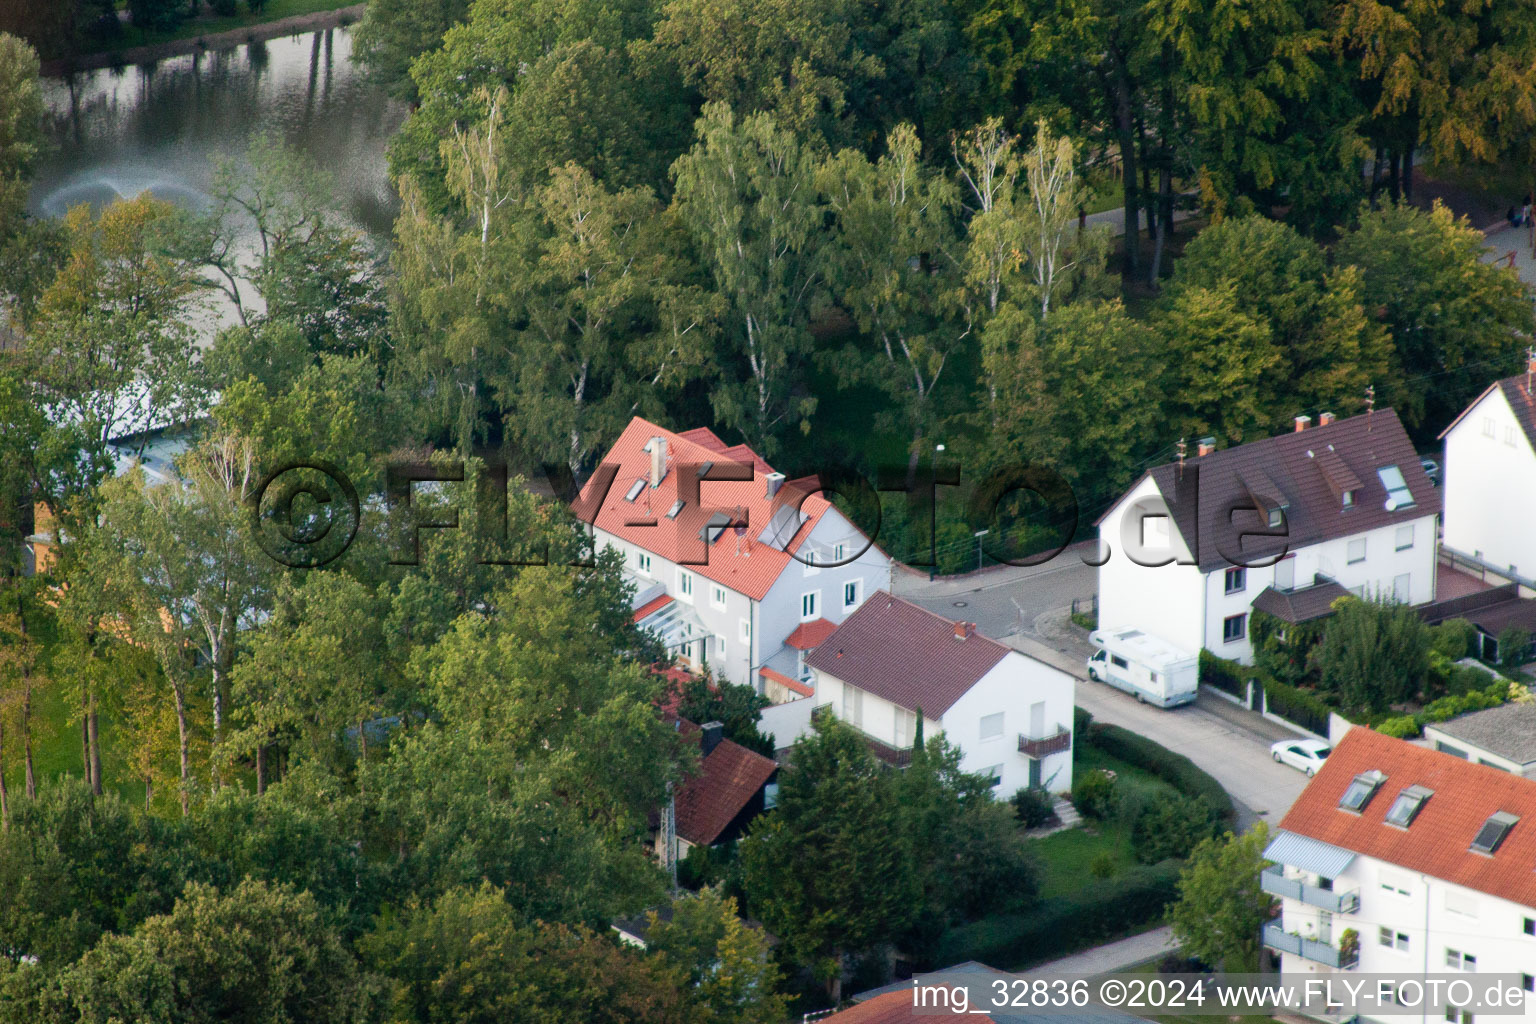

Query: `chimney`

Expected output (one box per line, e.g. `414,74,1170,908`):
1197,436,1216,457
1319,411,1335,427
765,471,785,498
954,621,974,640
649,437,667,488
700,721,724,756
1294,415,1311,433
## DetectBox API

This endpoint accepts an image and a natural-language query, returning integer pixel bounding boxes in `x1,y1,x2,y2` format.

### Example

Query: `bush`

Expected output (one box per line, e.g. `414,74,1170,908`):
1499,626,1532,668
1074,705,1094,737
1131,794,1218,864
1011,788,1056,829
1157,953,1211,974
1375,715,1420,739
1071,770,1117,820
1087,724,1235,826
1431,619,1478,661
1090,852,1116,878
935,861,1183,969
210,0,239,13
127,0,187,30
1262,677,1334,736
1198,650,1245,698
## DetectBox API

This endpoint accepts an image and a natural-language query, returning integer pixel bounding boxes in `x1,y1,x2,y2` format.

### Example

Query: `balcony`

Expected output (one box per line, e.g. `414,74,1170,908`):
1018,726,1072,759
812,704,914,768
1261,867,1360,914
1263,923,1358,969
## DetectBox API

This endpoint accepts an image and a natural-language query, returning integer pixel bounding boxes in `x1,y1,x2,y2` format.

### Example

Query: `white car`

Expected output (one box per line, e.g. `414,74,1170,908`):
1271,738,1332,776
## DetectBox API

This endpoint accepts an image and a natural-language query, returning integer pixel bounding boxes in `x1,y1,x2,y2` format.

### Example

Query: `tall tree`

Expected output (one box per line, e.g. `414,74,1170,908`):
672,104,825,455
645,887,788,1024
1169,823,1274,972
353,0,471,101
1156,283,1283,445
1316,595,1430,712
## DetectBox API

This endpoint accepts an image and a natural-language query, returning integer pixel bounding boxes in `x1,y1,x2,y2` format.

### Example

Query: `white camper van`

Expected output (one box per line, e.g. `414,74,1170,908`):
1086,627,1198,708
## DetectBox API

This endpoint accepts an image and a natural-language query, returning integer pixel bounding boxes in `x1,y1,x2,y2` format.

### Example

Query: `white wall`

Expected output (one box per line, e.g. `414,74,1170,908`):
1097,475,1209,656
1444,386,1536,578
939,652,1076,796
1421,726,1536,778
761,695,816,750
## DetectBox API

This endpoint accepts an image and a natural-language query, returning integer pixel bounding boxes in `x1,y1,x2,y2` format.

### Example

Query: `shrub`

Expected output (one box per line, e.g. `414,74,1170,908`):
1087,724,1235,825
1090,852,1116,878
935,861,1184,969
1131,794,1218,864
1262,677,1334,736
1071,770,1117,820
1198,650,1245,698
1499,626,1532,668
1011,788,1056,829
1431,619,1478,661
1157,953,1211,974
210,0,238,14
1374,715,1420,739
1074,705,1094,737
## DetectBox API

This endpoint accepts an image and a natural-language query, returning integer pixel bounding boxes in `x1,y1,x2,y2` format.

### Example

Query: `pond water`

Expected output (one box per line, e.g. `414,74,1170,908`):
29,25,405,238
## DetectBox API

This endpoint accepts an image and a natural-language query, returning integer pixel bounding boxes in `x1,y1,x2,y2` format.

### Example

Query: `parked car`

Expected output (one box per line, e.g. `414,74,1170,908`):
1420,456,1440,484
1270,737,1332,776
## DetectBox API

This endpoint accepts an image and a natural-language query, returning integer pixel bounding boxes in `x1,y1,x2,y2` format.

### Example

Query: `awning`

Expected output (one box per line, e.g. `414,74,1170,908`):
1263,830,1356,878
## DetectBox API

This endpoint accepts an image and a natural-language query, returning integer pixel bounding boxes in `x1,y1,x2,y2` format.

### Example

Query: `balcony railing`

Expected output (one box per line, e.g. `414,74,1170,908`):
1018,726,1072,759
1263,923,1358,969
1261,867,1360,914
811,704,913,767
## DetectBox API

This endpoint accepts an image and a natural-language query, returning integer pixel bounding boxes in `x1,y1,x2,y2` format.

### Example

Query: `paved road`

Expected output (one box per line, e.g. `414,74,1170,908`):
894,552,1312,828
1033,926,1177,976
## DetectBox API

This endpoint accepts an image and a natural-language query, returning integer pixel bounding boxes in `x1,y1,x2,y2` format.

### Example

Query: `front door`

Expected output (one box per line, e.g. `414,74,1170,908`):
1318,910,1332,944
1028,758,1042,789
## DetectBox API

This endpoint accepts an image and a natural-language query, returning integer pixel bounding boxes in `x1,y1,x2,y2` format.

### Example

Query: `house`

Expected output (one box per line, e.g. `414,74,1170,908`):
1418,583,1536,662
1263,727,1536,1017
832,962,1156,1023
1423,701,1536,777
1097,410,1439,664
1440,361,1536,586
657,719,778,864
577,417,892,689
799,592,1074,795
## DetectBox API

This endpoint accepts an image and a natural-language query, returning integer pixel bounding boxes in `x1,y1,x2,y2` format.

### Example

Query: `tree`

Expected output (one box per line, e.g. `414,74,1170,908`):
65,879,382,1024
645,887,788,1024
1317,595,1431,712
1335,201,1535,436
1169,823,1273,972
671,104,825,456
0,33,42,252
1155,284,1282,445
674,675,774,758
1016,123,1108,314
739,716,918,1001
353,0,471,101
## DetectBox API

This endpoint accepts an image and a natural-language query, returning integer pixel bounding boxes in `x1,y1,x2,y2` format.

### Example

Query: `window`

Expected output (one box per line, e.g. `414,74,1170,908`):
1378,465,1415,509
804,547,820,576
1378,927,1409,951
1342,489,1355,508
677,569,694,602
1523,975,1534,994
1523,918,1535,937
715,634,728,656
1223,614,1247,643
710,584,728,611
1483,416,1496,438
1394,573,1411,602
1347,537,1367,563
1445,948,1476,971
1267,507,1285,529
1385,785,1433,828
739,618,751,644
637,552,652,575
1341,770,1386,812
666,499,684,519
1508,426,1518,447
763,781,779,810
1224,567,1246,594
894,708,916,749
624,478,646,502
840,580,861,609
979,712,1004,741
833,543,846,564
1396,525,1414,550
1379,868,1411,897
1141,514,1170,547
800,591,819,620
1469,811,1519,855
1445,1008,1473,1024
1444,890,1480,918
1111,654,1129,669
842,685,864,728
981,764,1003,787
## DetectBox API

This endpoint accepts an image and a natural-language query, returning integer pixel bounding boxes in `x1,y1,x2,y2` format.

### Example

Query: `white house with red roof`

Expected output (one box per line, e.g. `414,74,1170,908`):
575,417,892,690
1440,362,1536,588
1263,727,1536,1017
798,593,1074,795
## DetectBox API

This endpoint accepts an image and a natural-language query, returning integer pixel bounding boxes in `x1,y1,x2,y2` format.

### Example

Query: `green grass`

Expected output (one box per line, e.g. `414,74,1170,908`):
94,0,359,56
1122,964,1285,1024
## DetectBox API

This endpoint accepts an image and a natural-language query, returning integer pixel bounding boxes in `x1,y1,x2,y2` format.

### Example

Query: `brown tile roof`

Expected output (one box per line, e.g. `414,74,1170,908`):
1440,374,1536,447
673,720,778,846
785,618,837,650
576,418,877,601
1251,580,1352,623
1278,728,1536,908
1123,410,1438,572
804,592,1011,717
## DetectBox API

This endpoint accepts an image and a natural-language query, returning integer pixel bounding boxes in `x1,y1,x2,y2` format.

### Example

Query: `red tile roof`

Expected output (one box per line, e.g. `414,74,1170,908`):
785,618,837,650
1279,727,1536,908
822,990,1000,1024
804,592,1012,717
576,417,864,602
632,594,675,622
759,666,813,698
673,720,778,846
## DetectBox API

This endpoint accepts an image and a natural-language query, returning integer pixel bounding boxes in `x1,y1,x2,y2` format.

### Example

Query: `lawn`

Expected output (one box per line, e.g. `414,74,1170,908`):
97,0,360,55
1120,963,1285,1024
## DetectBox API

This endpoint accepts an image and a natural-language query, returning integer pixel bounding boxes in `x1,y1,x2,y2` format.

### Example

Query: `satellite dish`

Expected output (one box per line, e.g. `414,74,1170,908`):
1384,496,1400,511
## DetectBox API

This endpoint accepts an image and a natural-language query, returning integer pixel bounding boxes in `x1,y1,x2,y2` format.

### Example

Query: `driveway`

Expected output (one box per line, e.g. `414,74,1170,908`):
894,551,1312,827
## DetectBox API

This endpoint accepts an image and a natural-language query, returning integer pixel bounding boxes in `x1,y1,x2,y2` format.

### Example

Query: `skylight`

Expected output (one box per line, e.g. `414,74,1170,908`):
1339,770,1386,812
696,461,713,478
624,478,646,502
666,500,685,519
1469,811,1519,855
1378,465,1414,510
1384,785,1433,828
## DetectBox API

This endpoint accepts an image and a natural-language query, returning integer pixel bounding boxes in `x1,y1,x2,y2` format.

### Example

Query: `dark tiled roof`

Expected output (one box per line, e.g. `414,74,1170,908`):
805,592,1011,717
1251,580,1352,623
1279,728,1536,908
1429,702,1536,765
1440,375,1536,447
673,720,777,846
1130,410,1438,572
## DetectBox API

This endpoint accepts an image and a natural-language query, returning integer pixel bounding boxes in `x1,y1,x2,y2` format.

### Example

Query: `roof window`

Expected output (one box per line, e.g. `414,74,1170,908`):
1339,770,1386,812
624,478,646,502
1378,465,1414,510
666,500,685,519
1469,811,1519,855
1384,785,1433,828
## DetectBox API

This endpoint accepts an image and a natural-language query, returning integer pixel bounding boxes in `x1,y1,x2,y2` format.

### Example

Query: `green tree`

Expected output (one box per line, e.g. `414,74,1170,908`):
671,104,825,455
674,675,774,758
353,0,471,101
740,715,918,1001
1131,793,1217,863
65,879,383,1024
0,33,42,246
1155,283,1282,445
1335,201,1535,435
1169,823,1274,972
645,887,788,1024
1317,595,1430,713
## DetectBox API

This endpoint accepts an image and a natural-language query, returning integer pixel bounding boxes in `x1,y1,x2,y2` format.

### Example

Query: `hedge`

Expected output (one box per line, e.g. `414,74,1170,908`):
1261,677,1334,737
1197,649,1245,700
1088,724,1235,826
936,860,1183,969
